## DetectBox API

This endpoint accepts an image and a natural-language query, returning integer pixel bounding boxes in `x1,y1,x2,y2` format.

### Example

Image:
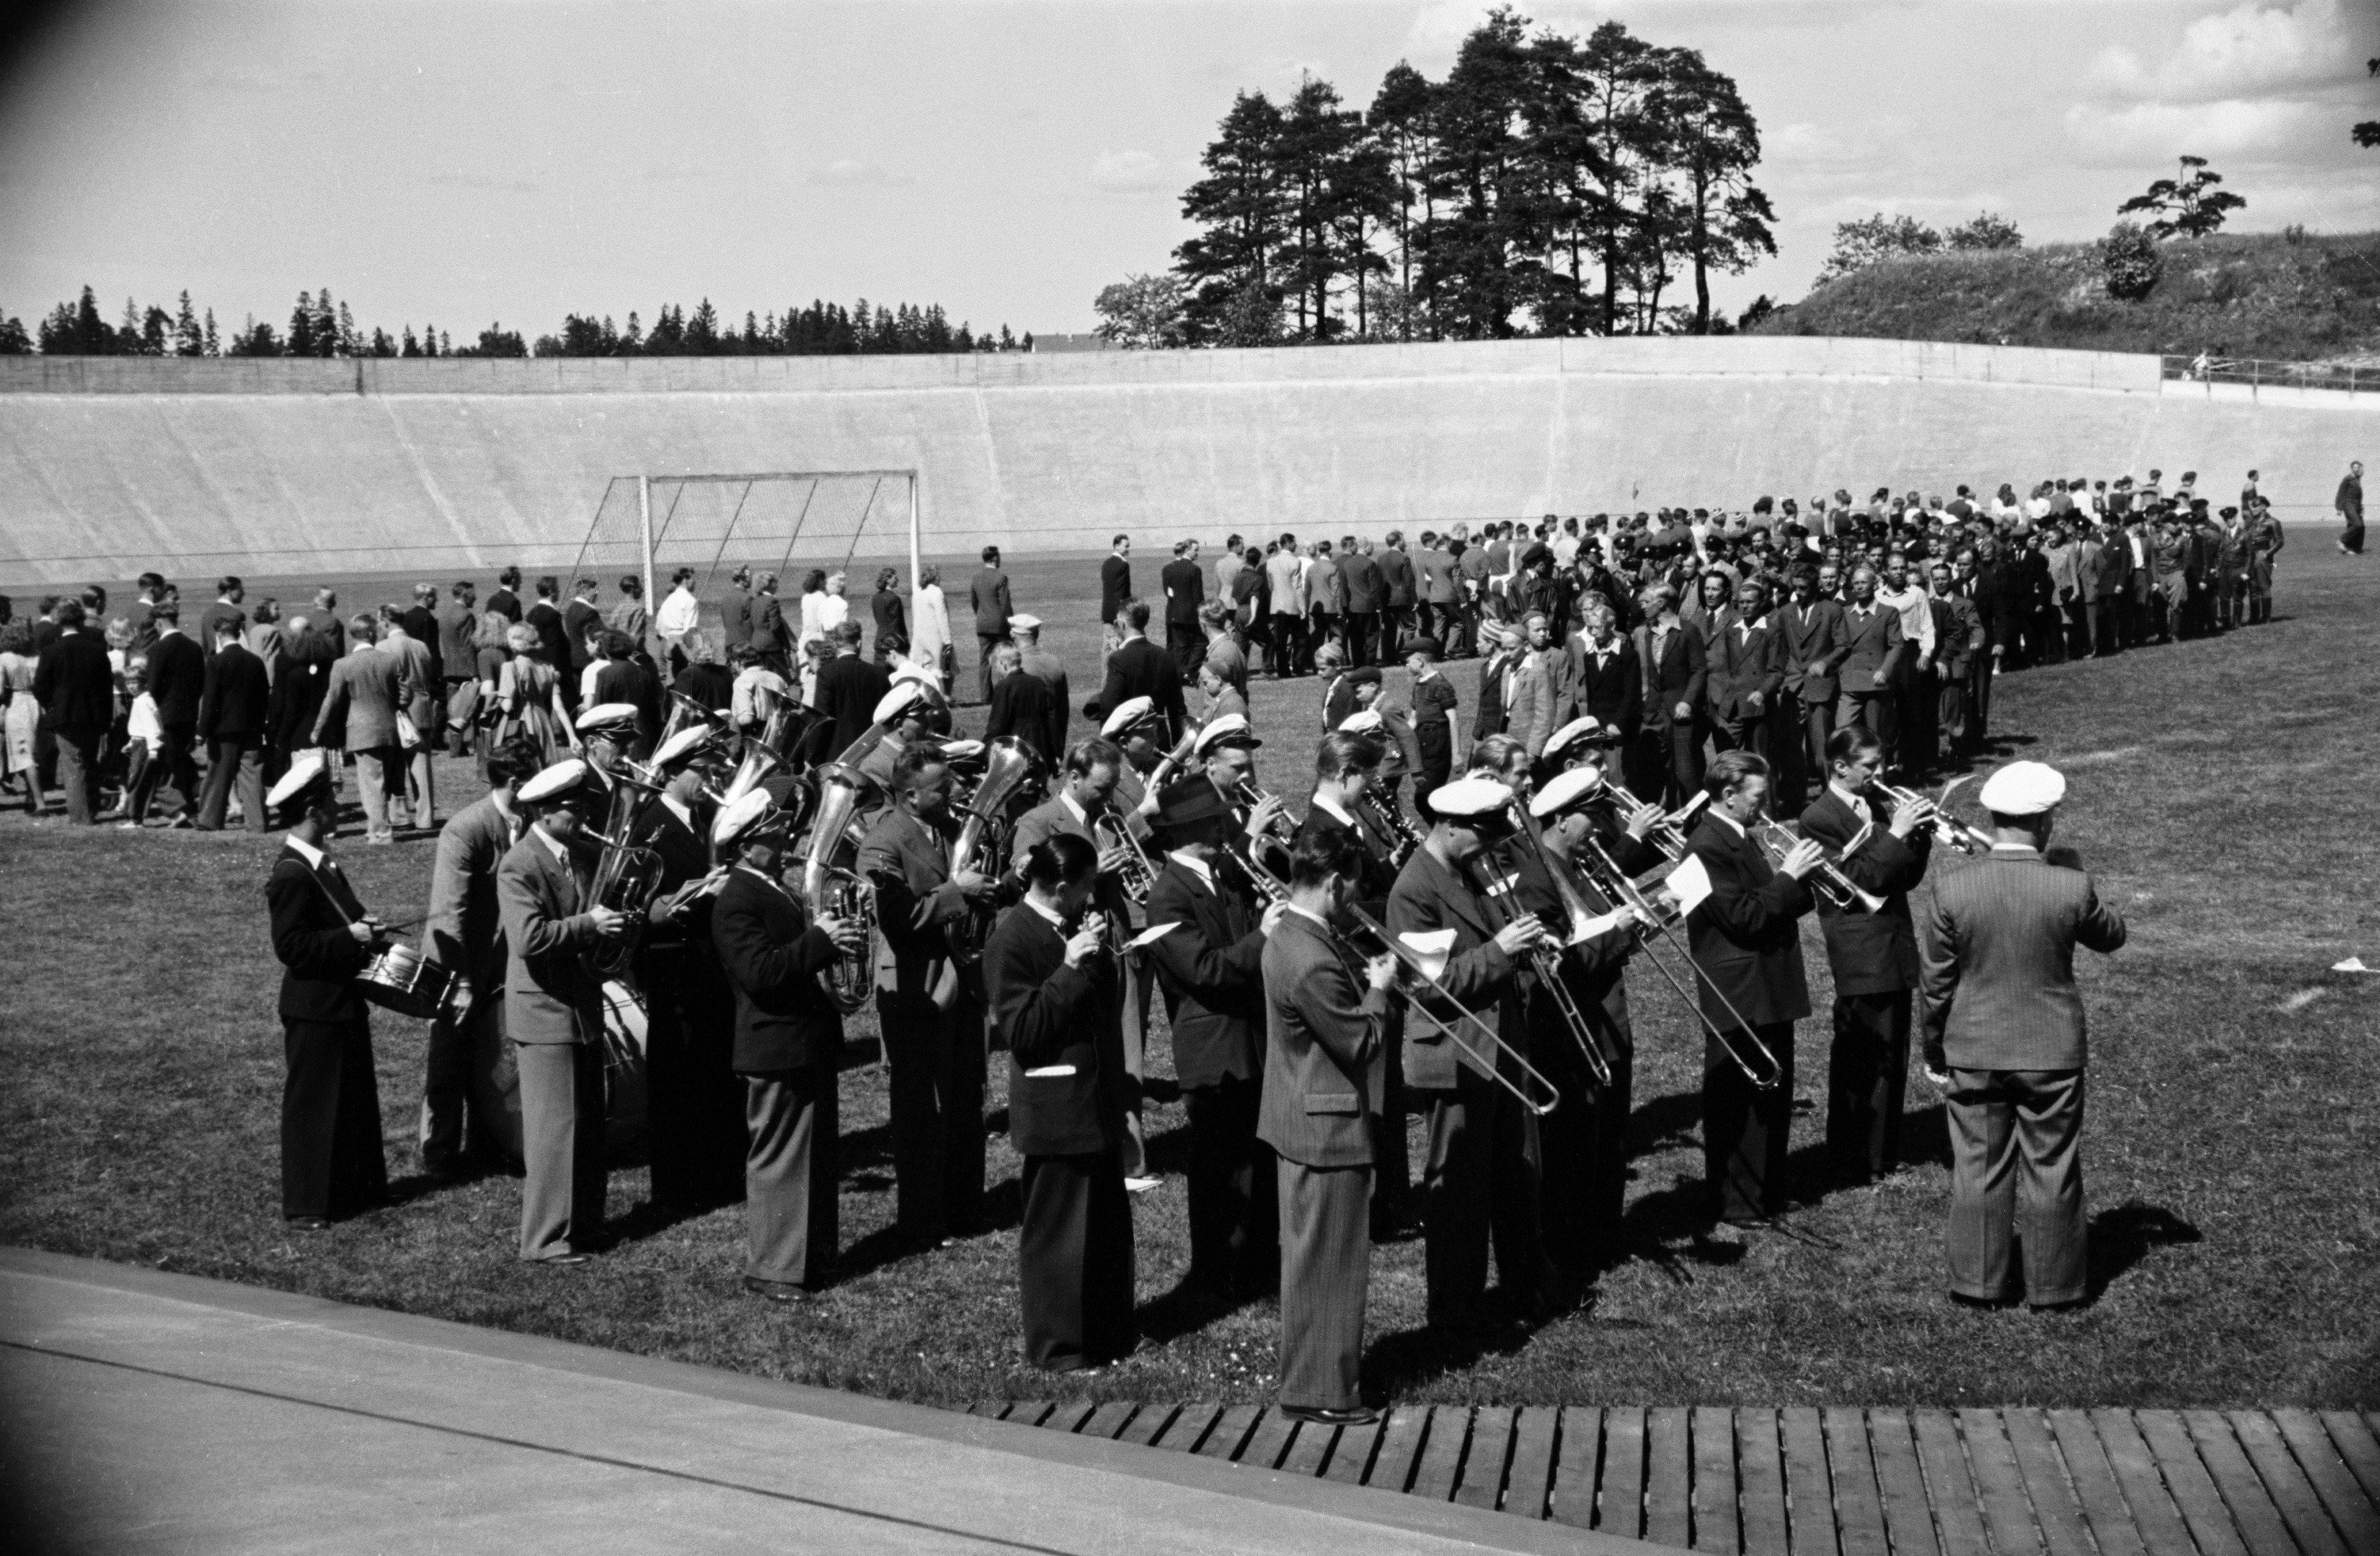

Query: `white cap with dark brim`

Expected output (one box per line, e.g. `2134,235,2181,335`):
574,701,640,733
711,789,782,850
1193,711,1260,754
1530,766,1606,819
1337,709,1385,736
1542,715,1608,763
1100,695,1156,740
873,681,927,725
518,757,596,805
1007,614,1042,633
1429,776,1515,822
266,750,330,811
652,725,713,769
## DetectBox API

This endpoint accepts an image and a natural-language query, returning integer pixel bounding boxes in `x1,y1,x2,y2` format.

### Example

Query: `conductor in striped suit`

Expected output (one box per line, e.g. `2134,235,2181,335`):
1261,827,1398,1426
1919,760,2124,1310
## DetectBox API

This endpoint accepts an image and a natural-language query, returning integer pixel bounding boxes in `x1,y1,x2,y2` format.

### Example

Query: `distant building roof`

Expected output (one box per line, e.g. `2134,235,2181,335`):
1030,333,1114,354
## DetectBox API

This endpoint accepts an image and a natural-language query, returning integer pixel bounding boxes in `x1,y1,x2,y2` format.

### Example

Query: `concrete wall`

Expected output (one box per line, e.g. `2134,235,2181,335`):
0,338,2369,586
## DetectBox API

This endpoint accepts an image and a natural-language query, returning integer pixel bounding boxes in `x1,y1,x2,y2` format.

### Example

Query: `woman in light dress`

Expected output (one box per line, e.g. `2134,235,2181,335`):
911,564,952,697
0,621,45,814
496,622,578,764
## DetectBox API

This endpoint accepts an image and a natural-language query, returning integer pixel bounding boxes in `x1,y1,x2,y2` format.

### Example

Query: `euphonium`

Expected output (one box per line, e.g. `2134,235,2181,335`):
582,760,671,983
802,763,882,1013
661,689,725,742
945,736,1046,966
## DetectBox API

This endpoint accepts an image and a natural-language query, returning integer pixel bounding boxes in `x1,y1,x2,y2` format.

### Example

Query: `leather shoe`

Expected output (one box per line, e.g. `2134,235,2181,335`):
743,1276,810,1303
1280,1403,1380,1427
283,1216,331,1232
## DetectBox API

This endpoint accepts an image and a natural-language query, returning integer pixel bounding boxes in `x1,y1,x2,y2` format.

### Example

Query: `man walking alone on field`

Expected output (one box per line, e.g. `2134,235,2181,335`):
2339,461,2365,556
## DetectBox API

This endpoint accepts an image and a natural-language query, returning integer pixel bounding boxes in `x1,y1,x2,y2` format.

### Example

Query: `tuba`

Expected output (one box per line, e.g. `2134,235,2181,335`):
582,760,671,983
661,689,725,742
945,736,1046,966
802,763,882,1013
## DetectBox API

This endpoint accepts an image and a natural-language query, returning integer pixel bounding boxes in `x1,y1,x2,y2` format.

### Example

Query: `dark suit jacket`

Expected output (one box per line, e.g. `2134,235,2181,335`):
1639,621,1708,731
1096,637,1187,740
1339,552,1384,615
1160,559,1204,626
1258,910,1390,1169
1799,788,1929,996
198,641,271,742
266,845,371,1024
592,659,664,746
712,867,844,1072
495,829,606,1046
812,653,892,760
1779,600,1847,703
1145,858,1267,1089
1683,814,1813,1028
269,636,338,752
487,588,522,624
969,568,1012,637
1099,556,1131,624
426,795,520,989
856,805,971,1016
1472,649,1516,742
199,601,247,661
986,903,1126,1157
1377,546,1416,608
402,604,445,684
1297,800,1397,911
147,631,206,728
1919,848,2125,1071
33,629,114,731
1704,614,1783,724
984,669,1060,765
1929,594,1982,680
563,600,602,670
527,601,571,668
870,590,907,652
1386,846,1520,1091
1560,638,1642,737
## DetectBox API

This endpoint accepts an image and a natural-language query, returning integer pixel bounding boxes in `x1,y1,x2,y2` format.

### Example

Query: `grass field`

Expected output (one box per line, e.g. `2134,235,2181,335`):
2,547,2375,1413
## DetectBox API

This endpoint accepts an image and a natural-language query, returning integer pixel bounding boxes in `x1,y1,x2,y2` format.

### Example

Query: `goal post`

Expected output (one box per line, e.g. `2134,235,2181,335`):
570,469,922,653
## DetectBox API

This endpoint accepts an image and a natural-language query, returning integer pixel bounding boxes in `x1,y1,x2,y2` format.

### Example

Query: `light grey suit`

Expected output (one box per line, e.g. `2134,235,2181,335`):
1919,846,2125,1306
1260,911,1391,1411
421,794,521,1169
496,826,610,1260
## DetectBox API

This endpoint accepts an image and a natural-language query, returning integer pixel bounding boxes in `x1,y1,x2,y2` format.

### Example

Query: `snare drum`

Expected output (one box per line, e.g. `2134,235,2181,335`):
356,941,461,1020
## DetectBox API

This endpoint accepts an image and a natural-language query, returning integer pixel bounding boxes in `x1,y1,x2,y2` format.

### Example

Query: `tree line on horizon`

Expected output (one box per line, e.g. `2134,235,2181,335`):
0,286,1028,359
1096,6,1777,348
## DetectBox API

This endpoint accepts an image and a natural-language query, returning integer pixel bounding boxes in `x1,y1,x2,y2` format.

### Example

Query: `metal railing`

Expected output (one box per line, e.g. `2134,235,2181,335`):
2160,354,2376,396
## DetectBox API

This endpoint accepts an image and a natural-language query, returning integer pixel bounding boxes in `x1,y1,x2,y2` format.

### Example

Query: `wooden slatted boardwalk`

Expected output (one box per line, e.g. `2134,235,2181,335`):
965,1401,2380,1555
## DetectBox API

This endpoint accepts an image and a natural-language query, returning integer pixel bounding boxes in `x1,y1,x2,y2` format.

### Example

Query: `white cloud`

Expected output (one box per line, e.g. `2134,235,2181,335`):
2062,97,2331,165
2087,0,2355,102
1086,148,1176,195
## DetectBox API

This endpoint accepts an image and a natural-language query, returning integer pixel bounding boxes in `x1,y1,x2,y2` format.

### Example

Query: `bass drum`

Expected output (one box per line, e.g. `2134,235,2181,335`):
465,982,652,1170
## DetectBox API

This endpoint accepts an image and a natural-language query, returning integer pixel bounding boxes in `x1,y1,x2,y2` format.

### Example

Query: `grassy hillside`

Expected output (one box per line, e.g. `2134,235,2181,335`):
1754,230,2380,364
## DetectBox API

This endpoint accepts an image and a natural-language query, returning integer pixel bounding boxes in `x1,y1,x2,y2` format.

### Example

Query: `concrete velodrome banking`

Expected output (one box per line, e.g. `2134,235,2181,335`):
0,337,2370,586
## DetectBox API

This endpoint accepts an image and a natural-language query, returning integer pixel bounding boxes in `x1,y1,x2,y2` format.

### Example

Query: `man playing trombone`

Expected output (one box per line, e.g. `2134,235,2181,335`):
1799,726,1937,1184
1685,751,1823,1235
1387,776,1561,1332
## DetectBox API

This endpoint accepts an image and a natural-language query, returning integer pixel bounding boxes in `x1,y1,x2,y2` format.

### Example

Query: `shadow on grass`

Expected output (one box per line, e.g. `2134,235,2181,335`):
825,1174,1028,1286
1135,1278,1266,1346
1359,1320,1532,1400
2087,1200,2202,1301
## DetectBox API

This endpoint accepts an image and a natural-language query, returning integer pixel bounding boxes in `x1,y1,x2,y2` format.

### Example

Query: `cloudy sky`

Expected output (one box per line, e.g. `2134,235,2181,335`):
1,0,2374,342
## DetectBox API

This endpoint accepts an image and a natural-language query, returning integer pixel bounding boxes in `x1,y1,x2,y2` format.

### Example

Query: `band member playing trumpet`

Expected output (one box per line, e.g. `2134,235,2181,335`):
856,744,1001,1248
711,790,872,1301
1387,776,1558,1332
264,752,388,1228
1145,779,1282,1296
420,735,542,1178
1686,751,1822,1234
1011,738,1154,1188
985,834,1137,1371
498,757,630,1264
1800,726,1937,1184
1262,828,1399,1427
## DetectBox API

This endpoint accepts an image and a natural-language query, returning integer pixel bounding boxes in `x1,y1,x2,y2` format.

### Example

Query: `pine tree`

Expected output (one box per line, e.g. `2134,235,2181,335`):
140,304,172,355
439,329,451,355
336,300,358,356
400,324,420,357
1175,91,1290,343
76,286,106,353
0,310,30,354
173,291,203,356
287,291,316,356
203,308,219,356
311,289,338,356
422,322,439,358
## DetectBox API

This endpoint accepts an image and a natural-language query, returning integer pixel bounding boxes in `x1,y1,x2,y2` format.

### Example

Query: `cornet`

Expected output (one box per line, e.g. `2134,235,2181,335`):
1750,816,1886,913
1092,812,1159,905
1869,778,1993,855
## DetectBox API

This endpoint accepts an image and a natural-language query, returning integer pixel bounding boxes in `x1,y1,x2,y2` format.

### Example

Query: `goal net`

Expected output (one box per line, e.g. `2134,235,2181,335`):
569,469,919,644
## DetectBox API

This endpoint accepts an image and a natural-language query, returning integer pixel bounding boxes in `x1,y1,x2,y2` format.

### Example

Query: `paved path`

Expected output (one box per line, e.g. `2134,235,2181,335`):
981,1398,2380,1555
0,1247,1658,1555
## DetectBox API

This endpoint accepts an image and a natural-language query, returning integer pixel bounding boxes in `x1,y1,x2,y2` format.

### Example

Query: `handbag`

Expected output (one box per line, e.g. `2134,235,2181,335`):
395,710,422,750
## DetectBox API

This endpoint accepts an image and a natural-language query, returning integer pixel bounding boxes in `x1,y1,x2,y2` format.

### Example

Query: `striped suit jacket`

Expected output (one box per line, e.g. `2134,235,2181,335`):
1918,847,2127,1071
